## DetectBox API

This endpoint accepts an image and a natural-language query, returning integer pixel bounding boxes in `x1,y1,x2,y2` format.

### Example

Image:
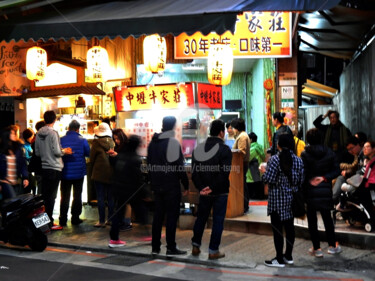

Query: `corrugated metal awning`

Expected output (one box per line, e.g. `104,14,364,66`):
25,86,105,98
0,0,341,42
302,79,337,98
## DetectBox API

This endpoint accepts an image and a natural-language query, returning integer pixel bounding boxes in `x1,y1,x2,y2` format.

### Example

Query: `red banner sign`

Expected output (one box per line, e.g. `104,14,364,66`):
196,83,222,109
114,83,194,111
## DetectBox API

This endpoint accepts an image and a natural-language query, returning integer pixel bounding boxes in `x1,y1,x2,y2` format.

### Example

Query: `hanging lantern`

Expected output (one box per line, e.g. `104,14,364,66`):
207,43,233,86
26,47,47,81
143,34,167,74
86,46,109,82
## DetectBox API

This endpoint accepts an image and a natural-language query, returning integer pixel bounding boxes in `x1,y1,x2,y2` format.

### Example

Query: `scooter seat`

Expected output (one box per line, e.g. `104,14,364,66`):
0,197,22,212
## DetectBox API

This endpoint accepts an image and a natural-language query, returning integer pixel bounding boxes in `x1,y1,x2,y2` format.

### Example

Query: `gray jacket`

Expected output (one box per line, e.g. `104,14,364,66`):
35,126,64,171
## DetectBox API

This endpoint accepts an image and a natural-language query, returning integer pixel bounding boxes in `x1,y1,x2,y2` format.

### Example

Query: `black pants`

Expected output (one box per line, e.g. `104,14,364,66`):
152,187,181,252
41,169,62,224
248,181,265,199
306,206,336,249
243,162,249,212
110,189,149,241
59,178,84,224
270,212,295,261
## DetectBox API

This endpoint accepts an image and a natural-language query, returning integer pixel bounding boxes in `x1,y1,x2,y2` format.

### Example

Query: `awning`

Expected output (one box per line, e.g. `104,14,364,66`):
25,86,105,99
302,79,337,98
0,0,341,42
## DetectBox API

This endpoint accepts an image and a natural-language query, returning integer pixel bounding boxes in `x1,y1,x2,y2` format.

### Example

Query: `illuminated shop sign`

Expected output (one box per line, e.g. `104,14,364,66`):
196,83,222,109
114,83,194,111
175,12,291,59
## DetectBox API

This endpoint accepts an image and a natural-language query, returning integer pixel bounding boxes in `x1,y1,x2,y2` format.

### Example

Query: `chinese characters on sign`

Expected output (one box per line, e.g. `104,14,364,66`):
114,83,195,111
125,119,154,156
196,83,222,109
175,12,291,59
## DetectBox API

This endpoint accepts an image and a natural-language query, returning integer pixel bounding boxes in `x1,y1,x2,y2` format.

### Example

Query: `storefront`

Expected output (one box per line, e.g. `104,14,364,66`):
0,0,342,215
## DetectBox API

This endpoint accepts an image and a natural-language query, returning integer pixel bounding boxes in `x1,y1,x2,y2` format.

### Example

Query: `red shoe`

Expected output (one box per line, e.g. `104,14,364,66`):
137,236,152,242
108,240,126,248
51,224,63,230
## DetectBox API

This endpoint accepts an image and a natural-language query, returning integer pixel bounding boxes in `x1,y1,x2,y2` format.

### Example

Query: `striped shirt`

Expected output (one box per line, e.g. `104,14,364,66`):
6,155,17,185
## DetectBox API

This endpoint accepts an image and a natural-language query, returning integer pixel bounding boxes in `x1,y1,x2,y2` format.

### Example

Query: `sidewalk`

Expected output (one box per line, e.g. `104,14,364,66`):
47,202,375,272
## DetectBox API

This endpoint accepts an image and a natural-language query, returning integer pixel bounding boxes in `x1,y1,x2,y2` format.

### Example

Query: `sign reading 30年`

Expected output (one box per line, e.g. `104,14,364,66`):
175,12,291,59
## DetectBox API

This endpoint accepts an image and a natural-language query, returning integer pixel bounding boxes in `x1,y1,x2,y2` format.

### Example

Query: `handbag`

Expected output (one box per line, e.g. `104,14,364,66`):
292,188,306,219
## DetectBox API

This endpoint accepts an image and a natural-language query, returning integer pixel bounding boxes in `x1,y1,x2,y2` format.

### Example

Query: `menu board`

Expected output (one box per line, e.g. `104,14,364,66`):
125,119,154,156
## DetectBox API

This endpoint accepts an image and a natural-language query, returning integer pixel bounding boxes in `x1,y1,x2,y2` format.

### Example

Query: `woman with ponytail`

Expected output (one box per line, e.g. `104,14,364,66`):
261,133,304,267
270,112,293,156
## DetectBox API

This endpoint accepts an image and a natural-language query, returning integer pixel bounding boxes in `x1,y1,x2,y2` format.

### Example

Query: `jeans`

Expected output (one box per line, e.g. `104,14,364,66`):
332,175,346,204
94,181,114,224
59,178,84,224
306,206,336,249
270,212,295,261
192,194,228,253
152,187,181,251
41,169,62,224
0,182,16,199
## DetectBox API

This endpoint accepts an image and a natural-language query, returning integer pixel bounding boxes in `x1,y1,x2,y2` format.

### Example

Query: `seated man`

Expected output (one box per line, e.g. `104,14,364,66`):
332,136,364,204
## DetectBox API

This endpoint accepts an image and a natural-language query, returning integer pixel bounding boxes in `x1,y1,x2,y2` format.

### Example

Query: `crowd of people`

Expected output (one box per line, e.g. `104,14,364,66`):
0,108,374,265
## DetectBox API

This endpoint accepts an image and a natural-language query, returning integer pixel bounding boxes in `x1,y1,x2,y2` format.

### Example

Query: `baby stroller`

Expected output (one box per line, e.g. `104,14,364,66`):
335,170,375,232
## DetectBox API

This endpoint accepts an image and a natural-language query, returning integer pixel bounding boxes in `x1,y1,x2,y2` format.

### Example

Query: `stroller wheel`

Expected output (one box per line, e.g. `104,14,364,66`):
348,217,356,226
365,223,372,232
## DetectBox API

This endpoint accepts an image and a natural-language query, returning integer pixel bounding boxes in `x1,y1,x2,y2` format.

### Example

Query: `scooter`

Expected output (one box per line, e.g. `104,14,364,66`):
0,193,50,251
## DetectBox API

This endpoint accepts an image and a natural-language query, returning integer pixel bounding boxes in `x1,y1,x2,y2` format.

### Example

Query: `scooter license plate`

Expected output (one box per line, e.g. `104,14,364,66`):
32,213,51,228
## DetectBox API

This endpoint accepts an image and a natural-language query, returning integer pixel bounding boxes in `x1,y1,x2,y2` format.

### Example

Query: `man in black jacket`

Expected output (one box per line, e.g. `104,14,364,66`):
191,119,232,260
313,110,352,163
147,116,189,256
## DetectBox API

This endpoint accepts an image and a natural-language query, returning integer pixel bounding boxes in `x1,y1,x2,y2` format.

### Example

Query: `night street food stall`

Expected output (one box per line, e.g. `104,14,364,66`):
114,82,244,217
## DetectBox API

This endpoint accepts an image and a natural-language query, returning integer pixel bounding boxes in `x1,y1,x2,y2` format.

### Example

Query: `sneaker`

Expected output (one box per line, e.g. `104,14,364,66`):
264,258,285,268
137,236,152,242
151,249,160,255
283,255,294,265
308,247,323,257
328,242,342,255
166,248,187,256
108,240,126,248
208,252,225,260
51,225,63,231
192,246,201,256
119,224,133,232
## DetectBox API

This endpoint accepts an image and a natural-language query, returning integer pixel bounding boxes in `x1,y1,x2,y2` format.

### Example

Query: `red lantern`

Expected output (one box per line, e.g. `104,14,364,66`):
263,79,273,90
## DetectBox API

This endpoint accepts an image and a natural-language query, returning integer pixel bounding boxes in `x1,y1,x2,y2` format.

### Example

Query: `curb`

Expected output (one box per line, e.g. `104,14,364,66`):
47,241,256,269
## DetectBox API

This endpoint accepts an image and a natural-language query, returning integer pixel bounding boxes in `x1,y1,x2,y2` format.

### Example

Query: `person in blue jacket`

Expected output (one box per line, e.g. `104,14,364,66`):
59,120,90,226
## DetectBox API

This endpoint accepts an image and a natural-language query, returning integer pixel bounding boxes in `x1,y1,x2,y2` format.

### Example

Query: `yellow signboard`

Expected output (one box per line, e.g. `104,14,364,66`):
175,12,291,59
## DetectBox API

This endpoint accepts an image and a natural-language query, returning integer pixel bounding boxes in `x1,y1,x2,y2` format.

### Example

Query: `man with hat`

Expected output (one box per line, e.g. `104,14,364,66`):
147,116,189,256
